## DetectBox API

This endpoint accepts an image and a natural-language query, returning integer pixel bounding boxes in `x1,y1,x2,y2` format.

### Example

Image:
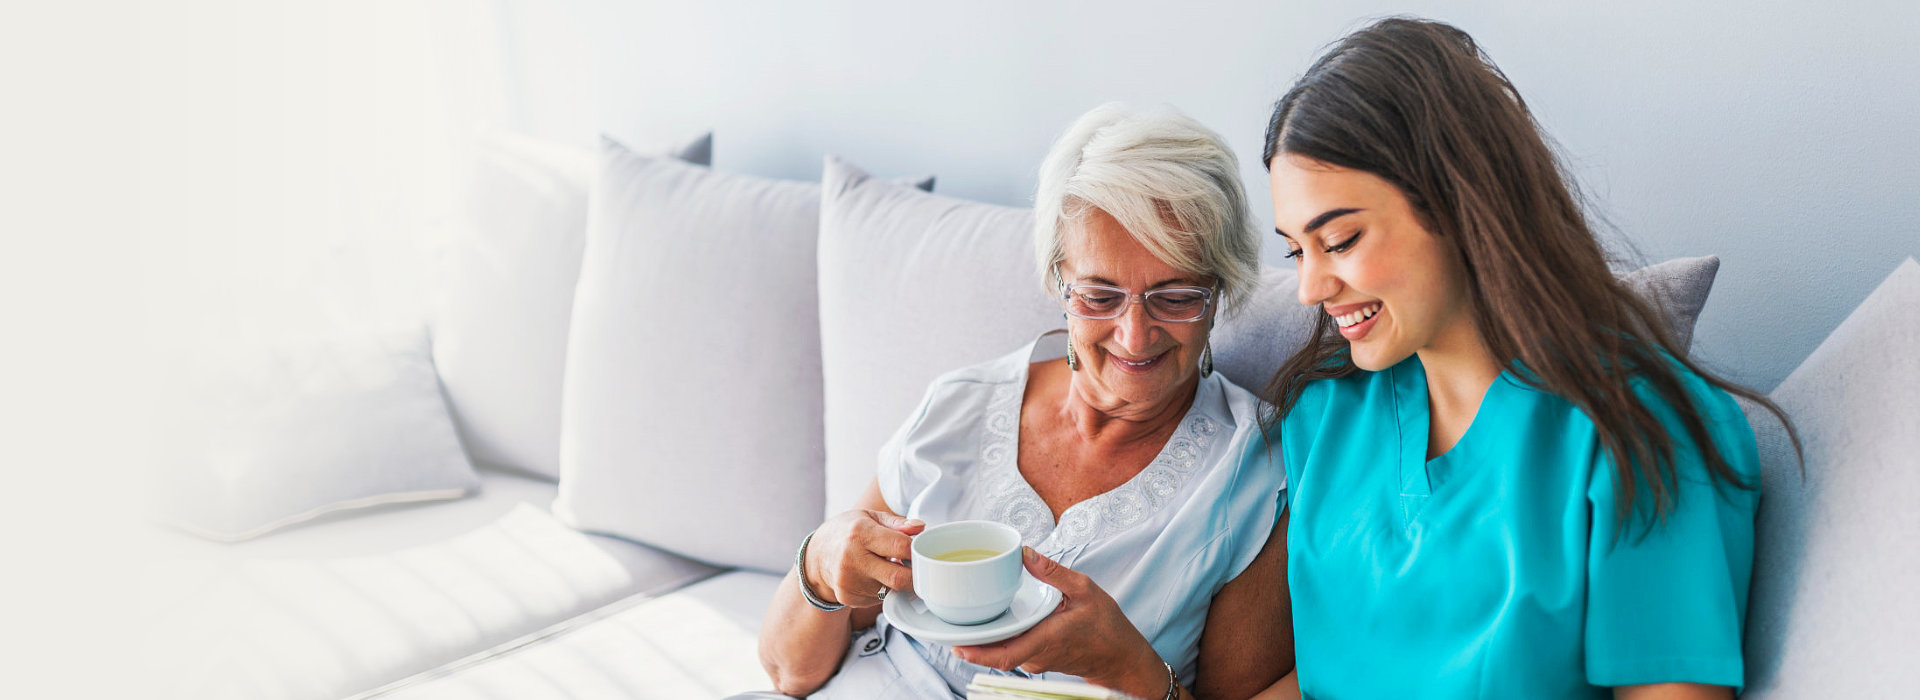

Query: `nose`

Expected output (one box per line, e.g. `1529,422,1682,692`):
1296,254,1342,308
1112,298,1155,354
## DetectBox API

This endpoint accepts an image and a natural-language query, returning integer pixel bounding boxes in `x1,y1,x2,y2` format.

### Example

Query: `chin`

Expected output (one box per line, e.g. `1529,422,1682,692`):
1347,345,1404,372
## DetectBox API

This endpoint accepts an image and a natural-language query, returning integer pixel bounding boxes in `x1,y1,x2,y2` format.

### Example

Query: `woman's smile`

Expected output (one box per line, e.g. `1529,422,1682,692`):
1104,349,1169,374
1329,301,1383,341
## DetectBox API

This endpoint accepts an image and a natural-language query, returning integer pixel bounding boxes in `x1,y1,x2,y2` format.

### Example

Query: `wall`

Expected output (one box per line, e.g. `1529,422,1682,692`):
500,0,1919,391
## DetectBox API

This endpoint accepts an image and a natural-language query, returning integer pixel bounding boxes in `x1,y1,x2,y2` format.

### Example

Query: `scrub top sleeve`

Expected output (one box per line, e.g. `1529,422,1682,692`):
1583,382,1761,691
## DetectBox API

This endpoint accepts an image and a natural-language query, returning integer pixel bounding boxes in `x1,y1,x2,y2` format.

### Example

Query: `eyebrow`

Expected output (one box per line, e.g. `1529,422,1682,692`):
1078,274,1209,289
1274,208,1364,239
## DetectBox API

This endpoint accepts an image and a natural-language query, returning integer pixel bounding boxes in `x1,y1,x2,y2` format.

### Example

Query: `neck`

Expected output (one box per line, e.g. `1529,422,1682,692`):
1415,320,1503,421
1061,372,1199,446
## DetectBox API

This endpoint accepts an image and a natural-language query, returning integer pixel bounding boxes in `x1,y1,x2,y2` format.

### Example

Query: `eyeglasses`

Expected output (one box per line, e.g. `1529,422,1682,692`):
1058,276,1215,323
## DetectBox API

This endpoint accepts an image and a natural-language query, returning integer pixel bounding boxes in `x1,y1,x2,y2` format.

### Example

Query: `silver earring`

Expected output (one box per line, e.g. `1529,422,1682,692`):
1200,342,1214,378
1067,334,1080,371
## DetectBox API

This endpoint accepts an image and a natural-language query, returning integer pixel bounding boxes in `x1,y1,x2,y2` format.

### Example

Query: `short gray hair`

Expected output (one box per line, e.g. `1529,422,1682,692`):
1034,102,1260,317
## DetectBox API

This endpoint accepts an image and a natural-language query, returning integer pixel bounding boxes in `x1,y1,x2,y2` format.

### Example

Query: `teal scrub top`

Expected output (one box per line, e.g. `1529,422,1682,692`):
1260,355,1760,698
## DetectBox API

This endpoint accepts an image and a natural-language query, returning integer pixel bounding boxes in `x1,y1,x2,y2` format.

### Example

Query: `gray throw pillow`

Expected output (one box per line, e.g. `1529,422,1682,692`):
1213,256,1722,401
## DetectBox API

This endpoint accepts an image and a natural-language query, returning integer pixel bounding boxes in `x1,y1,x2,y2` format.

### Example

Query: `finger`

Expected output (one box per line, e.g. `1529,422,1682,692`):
869,510,926,535
862,525,916,562
861,554,915,594
1020,547,1087,596
953,609,1068,670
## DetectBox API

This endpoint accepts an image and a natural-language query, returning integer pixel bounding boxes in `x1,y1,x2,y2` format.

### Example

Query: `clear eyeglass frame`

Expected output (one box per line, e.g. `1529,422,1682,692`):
1054,267,1216,323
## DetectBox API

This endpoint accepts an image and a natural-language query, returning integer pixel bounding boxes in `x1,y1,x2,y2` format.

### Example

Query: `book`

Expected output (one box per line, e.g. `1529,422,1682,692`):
965,673,1149,700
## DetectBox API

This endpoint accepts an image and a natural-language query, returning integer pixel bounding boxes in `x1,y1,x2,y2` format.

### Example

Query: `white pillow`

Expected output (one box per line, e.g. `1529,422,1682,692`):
817,157,1065,516
152,327,478,541
556,145,924,572
818,159,1724,517
1742,258,1920,697
431,128,711,480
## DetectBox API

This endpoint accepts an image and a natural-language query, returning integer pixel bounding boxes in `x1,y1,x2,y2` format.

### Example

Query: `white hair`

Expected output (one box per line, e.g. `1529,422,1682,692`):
1033,102,1261,317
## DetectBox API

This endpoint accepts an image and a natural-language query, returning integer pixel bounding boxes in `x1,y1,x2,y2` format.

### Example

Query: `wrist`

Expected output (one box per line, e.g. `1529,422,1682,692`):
1097,649,1174,700
793,530,846,612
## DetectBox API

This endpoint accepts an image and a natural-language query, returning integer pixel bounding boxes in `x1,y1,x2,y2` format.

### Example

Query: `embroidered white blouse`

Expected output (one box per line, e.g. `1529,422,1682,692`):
811,331,1285,699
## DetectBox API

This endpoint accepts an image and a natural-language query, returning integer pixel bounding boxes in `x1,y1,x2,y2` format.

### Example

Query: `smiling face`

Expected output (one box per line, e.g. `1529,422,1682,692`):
1269,154,1479,371
1057,207,1214,413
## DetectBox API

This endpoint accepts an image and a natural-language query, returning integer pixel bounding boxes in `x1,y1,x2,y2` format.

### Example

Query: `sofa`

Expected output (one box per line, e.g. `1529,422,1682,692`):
140,128,1920,699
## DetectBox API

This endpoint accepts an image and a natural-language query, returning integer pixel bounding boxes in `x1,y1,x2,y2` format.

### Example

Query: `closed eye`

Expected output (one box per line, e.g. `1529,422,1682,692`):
1324,231,1363,254
1283,247,1304,260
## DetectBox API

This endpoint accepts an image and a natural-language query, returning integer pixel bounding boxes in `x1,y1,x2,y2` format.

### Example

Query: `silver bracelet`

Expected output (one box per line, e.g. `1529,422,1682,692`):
794,530,846,612
1160,660,1178,700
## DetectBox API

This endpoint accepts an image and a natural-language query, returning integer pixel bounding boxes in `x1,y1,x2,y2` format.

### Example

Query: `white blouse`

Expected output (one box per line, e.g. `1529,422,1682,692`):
812,331,1285,699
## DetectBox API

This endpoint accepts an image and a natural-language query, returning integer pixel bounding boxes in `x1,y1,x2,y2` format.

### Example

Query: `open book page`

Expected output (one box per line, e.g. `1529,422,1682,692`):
965,673,1148,700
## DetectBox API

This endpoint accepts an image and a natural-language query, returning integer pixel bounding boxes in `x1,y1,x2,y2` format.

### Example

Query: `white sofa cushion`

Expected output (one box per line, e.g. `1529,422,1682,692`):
1742,257,1920,697
142,504,721,700
358,571,781,699
431,129,711,480
152,327,479,542
557,145,919,572
817,156,1063,515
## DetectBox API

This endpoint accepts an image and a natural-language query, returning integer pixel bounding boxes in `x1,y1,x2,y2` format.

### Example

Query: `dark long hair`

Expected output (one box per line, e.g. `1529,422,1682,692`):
1259,17,1799,528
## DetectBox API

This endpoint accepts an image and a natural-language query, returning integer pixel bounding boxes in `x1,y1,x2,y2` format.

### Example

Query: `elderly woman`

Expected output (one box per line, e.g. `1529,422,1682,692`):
757,103,1292,700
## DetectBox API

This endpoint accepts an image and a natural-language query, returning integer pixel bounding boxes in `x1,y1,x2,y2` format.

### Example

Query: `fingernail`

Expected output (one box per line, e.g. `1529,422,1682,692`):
1022,547,1036,563
907,519,924,528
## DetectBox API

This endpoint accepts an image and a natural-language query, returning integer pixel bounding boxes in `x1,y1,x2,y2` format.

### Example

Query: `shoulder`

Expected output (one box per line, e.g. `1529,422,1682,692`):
896,339,1043,439
1279,368,1387,435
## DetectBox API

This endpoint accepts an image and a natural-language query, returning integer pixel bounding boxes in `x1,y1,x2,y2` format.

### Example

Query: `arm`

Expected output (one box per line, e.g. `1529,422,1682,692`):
1614,683,1733,700
1248,673,1299,700
757,479,920,696
1192,509,1293,700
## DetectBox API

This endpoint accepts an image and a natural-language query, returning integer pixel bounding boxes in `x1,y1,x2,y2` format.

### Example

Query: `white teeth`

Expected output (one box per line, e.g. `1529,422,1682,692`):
1334,303,1381,328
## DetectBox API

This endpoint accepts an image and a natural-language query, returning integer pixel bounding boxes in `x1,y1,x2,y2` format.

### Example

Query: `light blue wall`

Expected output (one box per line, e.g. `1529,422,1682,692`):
501,0,1919,391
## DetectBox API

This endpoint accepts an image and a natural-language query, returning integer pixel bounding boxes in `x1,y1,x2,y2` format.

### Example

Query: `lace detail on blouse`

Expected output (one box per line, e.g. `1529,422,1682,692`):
978,376,1222,550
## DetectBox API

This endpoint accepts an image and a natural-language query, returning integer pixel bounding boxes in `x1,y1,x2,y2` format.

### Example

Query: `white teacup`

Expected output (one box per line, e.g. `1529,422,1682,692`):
910,520,1024,625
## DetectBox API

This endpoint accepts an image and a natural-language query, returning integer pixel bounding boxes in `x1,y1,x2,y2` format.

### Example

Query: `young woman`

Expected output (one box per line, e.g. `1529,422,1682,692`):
1248,18,1796,699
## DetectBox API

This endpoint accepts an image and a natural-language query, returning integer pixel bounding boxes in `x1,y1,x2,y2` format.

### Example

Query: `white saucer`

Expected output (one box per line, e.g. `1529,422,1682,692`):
882,573,1062,647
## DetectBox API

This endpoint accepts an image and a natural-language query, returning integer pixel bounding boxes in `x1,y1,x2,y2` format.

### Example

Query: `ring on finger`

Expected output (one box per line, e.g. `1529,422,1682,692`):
876,585,890,602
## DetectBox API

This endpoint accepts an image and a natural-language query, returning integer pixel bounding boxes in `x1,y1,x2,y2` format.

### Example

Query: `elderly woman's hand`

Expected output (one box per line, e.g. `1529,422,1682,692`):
805,509,925,608
953,548,1175,699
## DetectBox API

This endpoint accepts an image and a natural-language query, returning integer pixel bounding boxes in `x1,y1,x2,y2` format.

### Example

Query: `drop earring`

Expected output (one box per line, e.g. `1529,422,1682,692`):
1200,341,1214,378
1067,333,1081,371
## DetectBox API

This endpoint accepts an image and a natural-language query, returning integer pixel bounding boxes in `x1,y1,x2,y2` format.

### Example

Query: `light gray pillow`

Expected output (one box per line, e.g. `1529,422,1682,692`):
555,146,928,572
152,326,478,541
817,157,1061,516
431,129,711,480
1215,255,1721,399
1619,254,1720,353
1741,257,1920,697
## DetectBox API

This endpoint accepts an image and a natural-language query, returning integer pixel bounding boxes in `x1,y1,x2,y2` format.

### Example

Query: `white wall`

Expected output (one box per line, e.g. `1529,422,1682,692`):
499,0,1919,391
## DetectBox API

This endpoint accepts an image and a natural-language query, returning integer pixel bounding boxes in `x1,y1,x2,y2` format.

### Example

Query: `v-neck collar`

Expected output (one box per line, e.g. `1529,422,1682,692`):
1388,356,1511,527
976,330,1225,550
